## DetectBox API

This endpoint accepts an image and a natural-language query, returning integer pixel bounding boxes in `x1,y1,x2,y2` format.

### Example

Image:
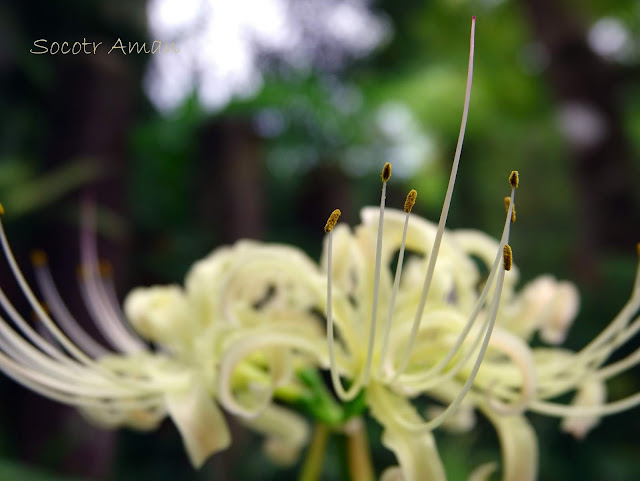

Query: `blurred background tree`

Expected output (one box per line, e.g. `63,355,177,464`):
0,0,639,480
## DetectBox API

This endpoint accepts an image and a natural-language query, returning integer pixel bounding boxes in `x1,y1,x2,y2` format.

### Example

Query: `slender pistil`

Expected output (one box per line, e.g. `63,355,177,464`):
377,189,417,377
394,16,476,379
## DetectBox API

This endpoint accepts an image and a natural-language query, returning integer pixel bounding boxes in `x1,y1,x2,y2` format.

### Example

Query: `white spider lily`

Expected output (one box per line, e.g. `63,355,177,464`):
0,201,327,468
117,238,332,467
0,202,238,467
215,16,640,481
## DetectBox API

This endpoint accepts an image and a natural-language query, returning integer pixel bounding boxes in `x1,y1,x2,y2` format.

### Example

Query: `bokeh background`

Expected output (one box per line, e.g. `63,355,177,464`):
1,0,640,480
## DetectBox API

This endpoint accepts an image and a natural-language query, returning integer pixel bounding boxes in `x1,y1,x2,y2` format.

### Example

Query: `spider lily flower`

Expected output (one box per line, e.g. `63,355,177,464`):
216,165,640,481
0,203,233,467
0,203,325,469
215,16,640,481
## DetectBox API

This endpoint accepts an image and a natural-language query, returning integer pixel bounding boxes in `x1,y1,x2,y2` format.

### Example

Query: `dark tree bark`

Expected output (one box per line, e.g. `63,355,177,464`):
519,0,640,278
198,119,265,243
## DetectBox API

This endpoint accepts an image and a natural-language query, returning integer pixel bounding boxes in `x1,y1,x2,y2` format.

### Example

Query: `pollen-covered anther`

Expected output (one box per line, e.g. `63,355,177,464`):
503,244,513,271
76,264,87,279
99,259,113,278
0,202,4,216
504,197,516,223
30,249,48,267
637,242,640,258
324,209,341,233
31,301,50,321
509,171,519,189
381,162,392,182
404,189,418,214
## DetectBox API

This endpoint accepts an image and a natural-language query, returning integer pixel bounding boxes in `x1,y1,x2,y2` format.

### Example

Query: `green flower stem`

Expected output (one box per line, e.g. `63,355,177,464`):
345,417,375,481
297,369,344,425
298,423,330,481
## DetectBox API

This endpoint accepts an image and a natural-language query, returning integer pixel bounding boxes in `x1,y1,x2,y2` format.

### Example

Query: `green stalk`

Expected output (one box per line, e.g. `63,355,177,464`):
345,418,375,481
298,423,330,481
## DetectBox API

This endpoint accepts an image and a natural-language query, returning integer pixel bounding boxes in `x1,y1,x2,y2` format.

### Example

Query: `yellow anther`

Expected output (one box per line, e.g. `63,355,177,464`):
504,197,516,223
404,189,418,213
98,260,113,278
324,209,341,233
381,162,392,182
503,244,513,271
30,250,48,267
509,171,519,189
76,264,86,279
32,302,50,320
0,202,4,216
637,242,640,259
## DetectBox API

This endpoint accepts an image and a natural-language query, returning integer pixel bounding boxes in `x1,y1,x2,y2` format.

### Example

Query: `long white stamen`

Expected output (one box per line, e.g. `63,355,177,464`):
0,206,157,392
540,268,640,390
536,307,640,399
377,190,416,377
100,267,141,340
0,307,146,391
0,216,97,365
397,187,516,387
395,17,476,378
484,327,536,415
0,311,78,376
386,179,517,431
32,253,109,358
389,249,509,433
634,243,640,292
362,163,391,385
0,349,162,409
422,257,507,431
325,209,363,401
79,202,145,353
531,393,640,418
0,284,72,364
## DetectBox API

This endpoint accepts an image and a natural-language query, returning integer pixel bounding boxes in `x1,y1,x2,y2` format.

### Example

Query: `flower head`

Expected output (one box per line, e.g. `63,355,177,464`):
0,16,638,481
0,202,326,468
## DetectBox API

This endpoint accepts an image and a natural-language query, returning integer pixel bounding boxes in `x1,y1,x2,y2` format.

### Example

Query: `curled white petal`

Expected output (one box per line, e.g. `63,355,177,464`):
124,285,190,345
540,281,580,345
239,402,309,466
467,463,497,481
367,383,447,481
380,466,405,481
560,379,606,439
165,381,231,468
479,402,538,481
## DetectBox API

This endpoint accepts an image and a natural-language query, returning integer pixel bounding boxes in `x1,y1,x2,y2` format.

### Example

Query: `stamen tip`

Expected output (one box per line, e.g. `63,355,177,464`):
98,260,113,278
32,301,50,320
404,189,418,213
509,171,519,189
0,202,4,216
503,244,513,271
76,264,86,278
381,162,392,182
324,209,341,233
504,197,516,223
30,250,48,267
637,242,640,258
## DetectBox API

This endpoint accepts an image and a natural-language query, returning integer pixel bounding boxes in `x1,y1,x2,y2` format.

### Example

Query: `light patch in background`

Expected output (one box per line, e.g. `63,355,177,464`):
518,42,550,75
556,102,607,150
145,0,390,112
372,102,435,179
587,17,632,62
340,102,434,179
